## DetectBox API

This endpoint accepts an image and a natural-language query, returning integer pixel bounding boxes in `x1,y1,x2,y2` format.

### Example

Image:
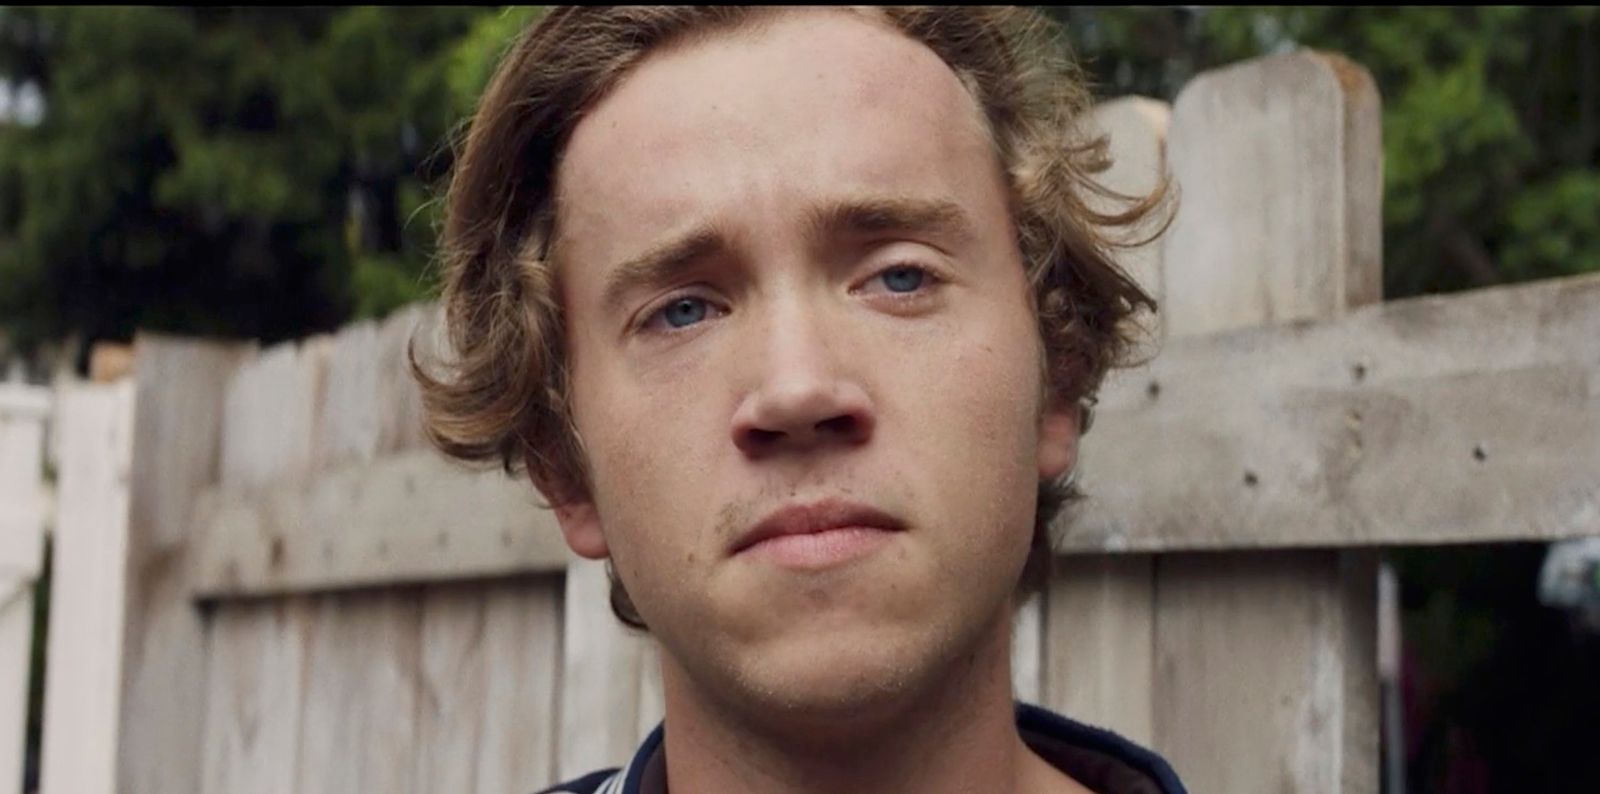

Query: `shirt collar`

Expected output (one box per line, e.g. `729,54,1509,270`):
611,701,1186,794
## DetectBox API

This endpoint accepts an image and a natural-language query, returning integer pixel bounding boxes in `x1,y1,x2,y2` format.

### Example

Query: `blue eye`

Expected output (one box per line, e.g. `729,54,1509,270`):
880,265,926,293
659,297,709,328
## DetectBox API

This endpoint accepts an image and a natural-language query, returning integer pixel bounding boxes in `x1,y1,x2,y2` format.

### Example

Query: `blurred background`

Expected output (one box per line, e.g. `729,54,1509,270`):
0,7,1596,793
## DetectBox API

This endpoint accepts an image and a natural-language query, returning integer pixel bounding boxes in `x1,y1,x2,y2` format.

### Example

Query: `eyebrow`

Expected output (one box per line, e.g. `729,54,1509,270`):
600,225,728,313
598,195,976,312
805,195,976,247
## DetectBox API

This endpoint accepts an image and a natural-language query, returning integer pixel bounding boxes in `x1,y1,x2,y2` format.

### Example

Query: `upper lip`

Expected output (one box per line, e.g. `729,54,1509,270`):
730,499,906,555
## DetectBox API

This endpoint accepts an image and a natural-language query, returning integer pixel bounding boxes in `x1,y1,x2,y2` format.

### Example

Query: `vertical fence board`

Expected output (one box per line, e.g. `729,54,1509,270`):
200,339,328,794
558,560,651,779
200,600,310,794
300,326,426,794
1148,50,1382,794
475,580,564,793
115,335,251,794
1009,593,1043,705
39,383,134,794
0,387,49,794
415,587,489,792
1043,555,1155,743
294,590,422,794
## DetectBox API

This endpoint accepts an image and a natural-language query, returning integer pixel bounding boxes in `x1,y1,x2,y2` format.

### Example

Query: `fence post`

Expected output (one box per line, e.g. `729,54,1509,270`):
0,385,49,794
112,335,252,794
1150,50,1382,793
38,381,134,794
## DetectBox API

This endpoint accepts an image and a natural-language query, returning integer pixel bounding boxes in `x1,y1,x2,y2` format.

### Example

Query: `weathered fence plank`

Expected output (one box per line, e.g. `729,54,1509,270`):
293,589,421,794
415,579,563,793
557,560,654,780
1136,50,1382,794
200,339,326,794
1068,270,1600,551
0,386,49,794
191,449,570,597
1043,555,1156,744
117,335,252,794
39,382,134,794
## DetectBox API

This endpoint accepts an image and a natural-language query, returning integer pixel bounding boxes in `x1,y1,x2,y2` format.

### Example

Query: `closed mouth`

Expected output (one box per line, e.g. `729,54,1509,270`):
731,499,906,556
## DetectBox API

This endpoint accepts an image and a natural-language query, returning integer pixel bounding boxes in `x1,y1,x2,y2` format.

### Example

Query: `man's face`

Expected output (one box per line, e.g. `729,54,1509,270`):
550,10,1078,720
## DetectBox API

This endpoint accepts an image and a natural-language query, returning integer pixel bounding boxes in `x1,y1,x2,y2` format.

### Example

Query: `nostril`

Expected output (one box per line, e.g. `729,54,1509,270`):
815,415,857,437
816,412,874,444
747,427,784,447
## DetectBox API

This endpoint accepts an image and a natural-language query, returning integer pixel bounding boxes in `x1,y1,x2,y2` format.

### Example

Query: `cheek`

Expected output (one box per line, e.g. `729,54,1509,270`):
571,361,716,560
943,301,1043,456
913,318,1044,537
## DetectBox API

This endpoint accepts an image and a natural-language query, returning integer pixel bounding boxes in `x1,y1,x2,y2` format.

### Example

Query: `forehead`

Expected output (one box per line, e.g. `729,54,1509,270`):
553,9,1001,263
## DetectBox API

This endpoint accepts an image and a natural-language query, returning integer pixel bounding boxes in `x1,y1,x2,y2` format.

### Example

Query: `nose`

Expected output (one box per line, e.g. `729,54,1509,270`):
730,302,875,458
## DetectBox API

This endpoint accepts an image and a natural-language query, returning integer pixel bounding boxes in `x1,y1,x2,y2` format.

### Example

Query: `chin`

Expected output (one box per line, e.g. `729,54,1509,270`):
715,612,992,734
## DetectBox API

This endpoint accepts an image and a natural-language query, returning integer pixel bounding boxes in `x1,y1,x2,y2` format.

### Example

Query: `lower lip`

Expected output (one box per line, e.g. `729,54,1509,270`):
738,526,896,569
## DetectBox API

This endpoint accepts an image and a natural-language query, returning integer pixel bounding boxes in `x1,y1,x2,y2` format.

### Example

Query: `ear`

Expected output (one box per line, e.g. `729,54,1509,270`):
528,467,609,560
550,500,609,559
1036,401,1081,481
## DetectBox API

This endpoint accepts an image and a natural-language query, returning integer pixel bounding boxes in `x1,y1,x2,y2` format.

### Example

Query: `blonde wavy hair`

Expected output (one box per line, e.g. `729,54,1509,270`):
413,6,1169,630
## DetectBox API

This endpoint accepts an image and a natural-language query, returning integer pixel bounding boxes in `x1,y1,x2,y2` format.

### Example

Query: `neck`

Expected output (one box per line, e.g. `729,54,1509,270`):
654,607,1075,794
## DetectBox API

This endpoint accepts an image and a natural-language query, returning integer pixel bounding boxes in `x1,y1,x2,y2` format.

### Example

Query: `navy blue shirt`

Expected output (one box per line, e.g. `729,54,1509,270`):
537,701,1187,794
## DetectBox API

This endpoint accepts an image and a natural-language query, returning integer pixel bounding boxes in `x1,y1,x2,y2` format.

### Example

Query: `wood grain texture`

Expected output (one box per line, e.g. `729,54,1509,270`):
407,579,566,793
557,559,652,780
200,338,327,794
413,586,490,793
1159,50,1381,336
1086,95,1170,343
200,599,310,794
1062,353,1600,550
117,334,252,794
191,449,570,597
1042,555,1155,746
315,319,382,469
1136,50,1382,794
1152,551,1377,793
292,589,422,794
377,302,438,455
281,326,429,794
475,579,564,793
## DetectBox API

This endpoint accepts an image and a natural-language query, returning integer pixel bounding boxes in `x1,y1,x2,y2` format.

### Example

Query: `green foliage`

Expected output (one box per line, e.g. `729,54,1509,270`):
1503,169,1600,281
443,6,543,122
0,7,535,358
1050,6,1600,300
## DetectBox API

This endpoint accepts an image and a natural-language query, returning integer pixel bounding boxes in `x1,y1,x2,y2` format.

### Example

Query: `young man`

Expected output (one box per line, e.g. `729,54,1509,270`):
418,6,1187,794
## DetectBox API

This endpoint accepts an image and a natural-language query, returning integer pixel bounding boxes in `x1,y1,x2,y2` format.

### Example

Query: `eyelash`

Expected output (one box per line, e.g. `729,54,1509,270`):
856,261,943,298
635,261,944,335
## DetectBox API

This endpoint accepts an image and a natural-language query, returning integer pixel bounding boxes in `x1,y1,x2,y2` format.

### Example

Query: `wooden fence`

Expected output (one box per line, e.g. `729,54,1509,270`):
13,50,1600,794
0,384,48,794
